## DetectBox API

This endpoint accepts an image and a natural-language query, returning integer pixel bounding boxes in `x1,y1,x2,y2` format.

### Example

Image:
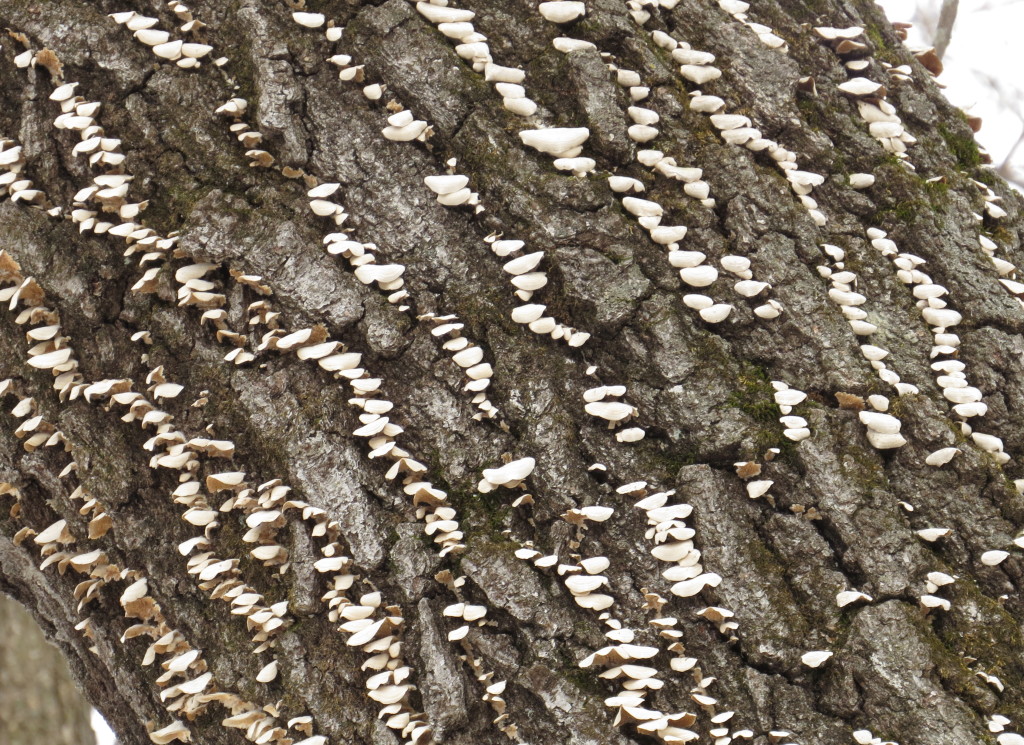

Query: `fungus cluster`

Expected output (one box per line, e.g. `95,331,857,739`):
991,719,1024,744
108,7,218,69
717,0,788,51
414,1,539,117
633,487,724,606
11,60,459,742
597,57,712,202
584,384,643,438
9,9,1024,745
636,21,829,228
867,228,1006,459
771,382,812,442
0,259,328,745
0,139,58,212
511,516,718,744
488,223,592,347
418,313,501,421
918,569,955,613
814,28,917,162
211,99,514,427
413,0,781,335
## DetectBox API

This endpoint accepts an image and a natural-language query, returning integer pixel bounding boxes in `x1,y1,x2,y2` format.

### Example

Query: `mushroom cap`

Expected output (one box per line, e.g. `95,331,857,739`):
800,650,833,668
482,457,536,486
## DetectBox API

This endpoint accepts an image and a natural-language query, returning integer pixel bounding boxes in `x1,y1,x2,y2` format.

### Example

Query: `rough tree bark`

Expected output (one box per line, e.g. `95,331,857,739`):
1,1,1023,745
0,595,96,745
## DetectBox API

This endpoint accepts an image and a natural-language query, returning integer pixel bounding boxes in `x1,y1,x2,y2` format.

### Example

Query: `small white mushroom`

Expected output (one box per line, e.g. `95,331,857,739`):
838,77,884,97
679,265,718,287
746,480,773,499
585,401,633,422
917,527,951,542
924,447,959,467
424,174,469,195
538,1,586,24
679,64,722,85
256,660,279,683
800,650,833,668
519,127,590,157
836,590,872,607
699,304,733,323
981,550,1009,566
293,11,326,27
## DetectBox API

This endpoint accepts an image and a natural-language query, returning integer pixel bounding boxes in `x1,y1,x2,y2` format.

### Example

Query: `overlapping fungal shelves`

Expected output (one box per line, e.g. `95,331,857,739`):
0,280,327,745
716,0,788,52
107,7,218,69
1,57,454,742
864,226,1008,460
403,0,787,327
0,215,434,743
813,27,917,165
292,11,667,446
498,466,764,745
629,8,830,228
6,2,1024,745
208,96,502,421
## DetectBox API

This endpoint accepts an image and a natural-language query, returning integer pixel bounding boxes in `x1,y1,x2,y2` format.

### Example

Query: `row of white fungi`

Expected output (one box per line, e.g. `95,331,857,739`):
717,0,788,51
502,470,761,744
816,242,914,449
815,27,918,162
413,1,540,118
408,0,720,442
773,382,812,442
18,46,456,742
547,35,787,323
867,228,1008,461
970,179,1024,309
605,62,715,207
0,231,327,745
636,19,830,229
818,20,1021,317
109,7,219,68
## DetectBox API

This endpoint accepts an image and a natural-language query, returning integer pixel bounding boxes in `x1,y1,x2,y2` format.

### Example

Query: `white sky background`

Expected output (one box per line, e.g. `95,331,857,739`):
82,3,1020,745
876,0,1024,185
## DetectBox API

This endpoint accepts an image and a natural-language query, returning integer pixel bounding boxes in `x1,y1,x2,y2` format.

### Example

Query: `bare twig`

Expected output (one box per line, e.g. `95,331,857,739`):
933,0,959,58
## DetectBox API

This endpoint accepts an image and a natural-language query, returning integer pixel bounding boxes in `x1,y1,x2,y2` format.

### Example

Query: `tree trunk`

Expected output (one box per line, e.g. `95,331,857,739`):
0,595,96,745
0,1,1022,745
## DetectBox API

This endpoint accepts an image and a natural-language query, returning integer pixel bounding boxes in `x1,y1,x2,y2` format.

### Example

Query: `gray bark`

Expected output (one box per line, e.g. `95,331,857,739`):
0,1,1023,745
